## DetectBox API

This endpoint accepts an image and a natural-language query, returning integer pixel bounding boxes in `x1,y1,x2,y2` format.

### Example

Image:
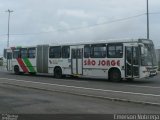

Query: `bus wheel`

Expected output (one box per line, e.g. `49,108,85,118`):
126,78,134,82
14,66,20,75
54,67,62,78
29,72,36,75
109,69,121,82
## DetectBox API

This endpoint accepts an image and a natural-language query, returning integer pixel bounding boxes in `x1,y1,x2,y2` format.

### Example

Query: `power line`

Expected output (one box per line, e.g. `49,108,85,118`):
57,13,146,31
0,34,7,36
1,11,159,37
6,13,146,36
0,10,6,12
150,12,160,14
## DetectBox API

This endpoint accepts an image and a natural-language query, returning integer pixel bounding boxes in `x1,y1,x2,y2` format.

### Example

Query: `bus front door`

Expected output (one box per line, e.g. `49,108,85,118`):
71,48,83,75
125,46,139,78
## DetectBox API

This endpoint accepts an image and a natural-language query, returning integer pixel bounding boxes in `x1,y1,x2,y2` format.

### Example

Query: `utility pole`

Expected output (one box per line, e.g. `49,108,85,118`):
147,0,149,40
6,9,13,47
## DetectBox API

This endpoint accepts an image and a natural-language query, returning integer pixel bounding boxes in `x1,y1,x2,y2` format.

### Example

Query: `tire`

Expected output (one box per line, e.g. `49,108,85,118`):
54,67,62,78
14,66,20,75
126,78,134,82
29,72,36,75
109,69,121,82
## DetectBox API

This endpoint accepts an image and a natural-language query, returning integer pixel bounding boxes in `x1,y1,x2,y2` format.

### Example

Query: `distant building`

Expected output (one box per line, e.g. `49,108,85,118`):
0,57,3,66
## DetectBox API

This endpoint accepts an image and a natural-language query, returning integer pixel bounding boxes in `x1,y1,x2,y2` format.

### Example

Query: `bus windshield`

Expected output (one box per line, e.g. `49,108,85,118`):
141,43,157,66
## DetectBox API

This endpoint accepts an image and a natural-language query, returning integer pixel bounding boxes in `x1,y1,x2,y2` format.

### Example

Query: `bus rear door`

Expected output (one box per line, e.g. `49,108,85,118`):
71,47,83,75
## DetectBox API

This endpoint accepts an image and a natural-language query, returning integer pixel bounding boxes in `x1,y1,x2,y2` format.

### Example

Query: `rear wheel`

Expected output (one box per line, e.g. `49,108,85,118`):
109,69,121,82
14,66,20,75
54,67,62,78
29,72,36,75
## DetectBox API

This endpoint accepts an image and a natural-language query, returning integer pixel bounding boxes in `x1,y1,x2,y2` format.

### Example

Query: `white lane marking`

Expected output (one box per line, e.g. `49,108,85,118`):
0,77,160,97
126,84,160,89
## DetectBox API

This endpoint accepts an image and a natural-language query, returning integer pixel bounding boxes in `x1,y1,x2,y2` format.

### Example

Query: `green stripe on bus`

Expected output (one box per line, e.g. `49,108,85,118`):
23,58,36,72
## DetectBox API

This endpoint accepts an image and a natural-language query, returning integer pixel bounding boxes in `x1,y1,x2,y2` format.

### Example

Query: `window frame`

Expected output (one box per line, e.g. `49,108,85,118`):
13,49,20,59
107,43,123,58
62,46,70,58
49,46,61,58
28,47,36,58
20,48,28,58
84,45,90,58
90,44,107,58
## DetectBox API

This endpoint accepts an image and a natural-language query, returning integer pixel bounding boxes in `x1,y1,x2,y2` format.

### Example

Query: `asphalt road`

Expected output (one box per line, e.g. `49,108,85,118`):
0,70,160,114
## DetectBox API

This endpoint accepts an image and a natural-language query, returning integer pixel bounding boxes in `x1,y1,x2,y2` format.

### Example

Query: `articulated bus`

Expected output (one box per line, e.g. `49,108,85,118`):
3,38,158,82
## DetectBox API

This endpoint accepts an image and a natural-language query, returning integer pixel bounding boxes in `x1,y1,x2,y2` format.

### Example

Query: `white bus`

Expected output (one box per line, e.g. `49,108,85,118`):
4,38,158,82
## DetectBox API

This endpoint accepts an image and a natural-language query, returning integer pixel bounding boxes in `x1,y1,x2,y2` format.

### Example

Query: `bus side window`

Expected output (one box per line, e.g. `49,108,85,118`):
62,46,70,58
91,44,106,58
71,50,77,58
21,48,28,58
13,50,20,59
84,45,90,58
7,52,12,59
49,46,61,58
107,44,123,58
28,48,36,58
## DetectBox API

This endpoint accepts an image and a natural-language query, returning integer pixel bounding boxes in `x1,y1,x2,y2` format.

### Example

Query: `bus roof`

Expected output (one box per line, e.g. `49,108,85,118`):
6,38,152,48
50,38,150,46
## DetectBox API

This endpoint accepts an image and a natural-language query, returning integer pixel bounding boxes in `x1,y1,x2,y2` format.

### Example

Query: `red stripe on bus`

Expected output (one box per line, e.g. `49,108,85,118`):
16,58,29,72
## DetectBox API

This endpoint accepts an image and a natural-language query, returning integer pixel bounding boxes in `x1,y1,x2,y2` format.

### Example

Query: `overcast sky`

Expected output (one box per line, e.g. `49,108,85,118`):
0,0,160,56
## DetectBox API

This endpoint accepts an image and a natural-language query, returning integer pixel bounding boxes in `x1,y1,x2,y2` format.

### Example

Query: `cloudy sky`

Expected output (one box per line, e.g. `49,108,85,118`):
0,0,160,56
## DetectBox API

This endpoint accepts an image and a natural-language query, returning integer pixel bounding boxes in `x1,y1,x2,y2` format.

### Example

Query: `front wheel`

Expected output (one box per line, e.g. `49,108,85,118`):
109,69,121,82
54,67,62,78
126,78,134,82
